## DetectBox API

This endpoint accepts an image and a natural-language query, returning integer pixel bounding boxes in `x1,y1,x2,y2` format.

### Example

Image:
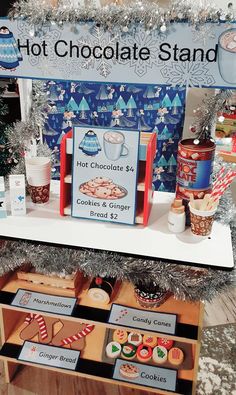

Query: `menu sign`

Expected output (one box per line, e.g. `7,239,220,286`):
109,304,177,335
113,358,177,392
18,341,80,371
72,126,140,225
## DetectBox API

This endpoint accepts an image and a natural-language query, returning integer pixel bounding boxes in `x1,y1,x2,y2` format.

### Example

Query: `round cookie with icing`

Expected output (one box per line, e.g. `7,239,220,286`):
143,334,157,348
136,344,152,363
128,332,142,346
152,346,168,364
157,337,174,350
106,341,121,359
168,347,184,366
121,343,137,360
113,329,128,344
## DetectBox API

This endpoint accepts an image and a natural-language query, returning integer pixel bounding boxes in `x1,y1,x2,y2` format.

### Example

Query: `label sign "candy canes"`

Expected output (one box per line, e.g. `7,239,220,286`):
109,304,177,335
1,19,236,87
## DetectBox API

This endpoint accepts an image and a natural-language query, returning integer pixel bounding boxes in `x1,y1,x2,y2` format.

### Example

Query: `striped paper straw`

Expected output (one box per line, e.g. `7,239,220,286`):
211,170,236,201
213,167,226,191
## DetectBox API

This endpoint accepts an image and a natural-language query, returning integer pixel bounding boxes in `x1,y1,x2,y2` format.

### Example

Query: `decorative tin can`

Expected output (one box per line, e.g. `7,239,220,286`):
176,139,215,201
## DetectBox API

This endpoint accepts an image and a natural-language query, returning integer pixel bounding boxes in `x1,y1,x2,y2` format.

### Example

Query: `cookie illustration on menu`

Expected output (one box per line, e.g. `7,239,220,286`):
119,363,139,380
152,346,168,365
79,178,127,200
106,341,121,358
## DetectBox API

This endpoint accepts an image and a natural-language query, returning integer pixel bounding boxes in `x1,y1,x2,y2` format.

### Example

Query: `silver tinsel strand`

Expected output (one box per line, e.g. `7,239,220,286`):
8,0,236,34
192,90,233,140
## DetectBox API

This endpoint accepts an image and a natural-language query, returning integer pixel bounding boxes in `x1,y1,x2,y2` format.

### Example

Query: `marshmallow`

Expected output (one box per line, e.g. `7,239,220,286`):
227,41,236,50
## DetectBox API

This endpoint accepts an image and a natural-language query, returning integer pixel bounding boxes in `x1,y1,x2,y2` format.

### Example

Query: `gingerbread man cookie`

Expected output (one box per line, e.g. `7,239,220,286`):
51,321,94,351
20,313,56,344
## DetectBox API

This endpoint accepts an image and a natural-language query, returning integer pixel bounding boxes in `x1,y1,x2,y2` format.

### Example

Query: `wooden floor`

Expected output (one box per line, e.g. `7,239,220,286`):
0,287,235,395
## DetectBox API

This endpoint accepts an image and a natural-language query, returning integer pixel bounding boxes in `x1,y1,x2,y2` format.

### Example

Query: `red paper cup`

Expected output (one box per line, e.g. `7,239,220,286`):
189,201,217,236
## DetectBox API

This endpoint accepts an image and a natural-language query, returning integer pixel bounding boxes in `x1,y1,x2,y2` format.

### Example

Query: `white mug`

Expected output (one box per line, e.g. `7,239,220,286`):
103,131,129,161
218,28,236,84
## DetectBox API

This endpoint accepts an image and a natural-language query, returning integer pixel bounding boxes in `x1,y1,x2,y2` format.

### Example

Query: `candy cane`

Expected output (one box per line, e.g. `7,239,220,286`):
61,324,95,346
23,313,48,340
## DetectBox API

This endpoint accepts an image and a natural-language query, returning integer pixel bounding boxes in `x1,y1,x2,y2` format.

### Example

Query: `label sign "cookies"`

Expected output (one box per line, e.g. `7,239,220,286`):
18,341,80,371
72,126,140,225
109,304,177,335
113,358,177,392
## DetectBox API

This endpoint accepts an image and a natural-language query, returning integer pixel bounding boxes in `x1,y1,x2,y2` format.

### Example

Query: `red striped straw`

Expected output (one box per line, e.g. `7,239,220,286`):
211,170,236,201
213,167,226,191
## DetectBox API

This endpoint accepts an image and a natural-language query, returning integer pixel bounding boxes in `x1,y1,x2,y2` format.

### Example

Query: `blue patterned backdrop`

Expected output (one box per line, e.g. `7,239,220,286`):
43,81,186,192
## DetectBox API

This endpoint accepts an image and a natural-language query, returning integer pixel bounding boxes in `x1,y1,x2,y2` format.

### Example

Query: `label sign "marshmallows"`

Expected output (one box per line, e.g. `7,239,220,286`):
109,304,177,335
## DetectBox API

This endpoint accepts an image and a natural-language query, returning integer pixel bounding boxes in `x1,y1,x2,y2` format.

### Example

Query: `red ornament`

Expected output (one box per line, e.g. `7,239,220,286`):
95,277,103,286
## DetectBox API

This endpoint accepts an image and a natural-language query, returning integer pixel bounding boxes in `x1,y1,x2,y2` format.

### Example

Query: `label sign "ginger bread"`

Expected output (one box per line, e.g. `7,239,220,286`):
18,341,80,371
108,304,177,335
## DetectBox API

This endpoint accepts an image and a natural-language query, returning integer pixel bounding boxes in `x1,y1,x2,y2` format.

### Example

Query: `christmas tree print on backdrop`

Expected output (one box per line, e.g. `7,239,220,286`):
143,86,156,99
116,95,126,111
66,97,80,113
158,126,172,140
167,154,177,173
47,81,60,101
96,85,109,100
126,95,137,117
158,155,168,167
171,93,182,115
78,96,90,119
162,93,172,108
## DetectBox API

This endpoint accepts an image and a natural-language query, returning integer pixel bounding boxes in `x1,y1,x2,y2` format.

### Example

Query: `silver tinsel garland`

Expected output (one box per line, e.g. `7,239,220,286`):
8,0,236,34
192,90,233,140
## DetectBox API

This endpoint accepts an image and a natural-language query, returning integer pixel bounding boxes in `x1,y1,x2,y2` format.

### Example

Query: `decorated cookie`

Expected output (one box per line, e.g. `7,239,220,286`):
152,346,168,364
106,341,121,359
157,338,174,350
143,334,157,348
127,332,142,346
136,344,152,363
121,343,137,360
168,347,184,366
113,329,128,344
119,363,139,380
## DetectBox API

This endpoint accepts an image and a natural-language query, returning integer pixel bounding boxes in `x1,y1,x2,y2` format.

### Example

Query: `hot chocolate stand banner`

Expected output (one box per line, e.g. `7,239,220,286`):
0,19,236,87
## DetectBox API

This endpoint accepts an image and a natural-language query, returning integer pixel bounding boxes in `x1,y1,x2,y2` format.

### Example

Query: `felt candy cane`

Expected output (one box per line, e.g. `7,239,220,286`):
23,313,48,340
61,324,95,346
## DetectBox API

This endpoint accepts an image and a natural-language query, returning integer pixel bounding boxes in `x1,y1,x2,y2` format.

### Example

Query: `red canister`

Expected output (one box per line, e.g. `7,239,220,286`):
176,139,215,200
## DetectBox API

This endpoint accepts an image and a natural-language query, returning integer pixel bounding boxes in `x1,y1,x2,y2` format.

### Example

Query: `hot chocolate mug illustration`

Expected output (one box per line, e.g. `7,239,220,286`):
103,131,129,161
218,28,236,84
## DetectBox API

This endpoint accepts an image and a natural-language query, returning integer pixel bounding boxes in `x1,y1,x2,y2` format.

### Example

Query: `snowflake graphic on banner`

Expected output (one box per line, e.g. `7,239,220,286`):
120,29,160,77
160,57,216,88
16,20,61,67
77,26,119,78
192,25,216,46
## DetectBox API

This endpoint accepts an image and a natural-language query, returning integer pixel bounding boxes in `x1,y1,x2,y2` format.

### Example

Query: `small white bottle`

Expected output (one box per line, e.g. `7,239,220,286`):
168,199,186,233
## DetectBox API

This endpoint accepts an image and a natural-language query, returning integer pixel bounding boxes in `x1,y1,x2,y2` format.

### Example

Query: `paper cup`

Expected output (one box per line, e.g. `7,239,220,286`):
189,200,217,236
25,157,51,204
28,184,50,204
